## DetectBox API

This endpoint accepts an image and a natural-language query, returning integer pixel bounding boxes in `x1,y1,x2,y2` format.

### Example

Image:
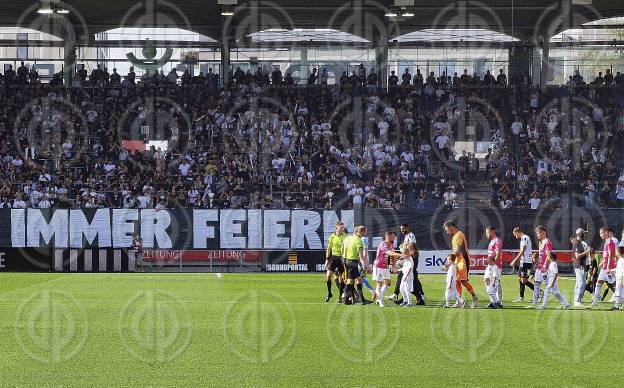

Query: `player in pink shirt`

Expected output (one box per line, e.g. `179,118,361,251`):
372,231,403,307
589,227,617,308
529,225,552,307
486,226,503,307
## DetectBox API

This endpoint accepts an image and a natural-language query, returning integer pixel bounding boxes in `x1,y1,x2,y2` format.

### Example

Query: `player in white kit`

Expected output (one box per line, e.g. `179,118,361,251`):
510,227,534,303
486,226,503,306
399,245,414,307
443,254,466,308
484,256,502,308
540,252,570,310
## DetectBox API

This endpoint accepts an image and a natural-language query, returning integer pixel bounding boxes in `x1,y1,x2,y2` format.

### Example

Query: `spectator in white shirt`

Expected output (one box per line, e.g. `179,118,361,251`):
136,194,150,209
179,161,191,176
38,196,52,208
528,193,541,210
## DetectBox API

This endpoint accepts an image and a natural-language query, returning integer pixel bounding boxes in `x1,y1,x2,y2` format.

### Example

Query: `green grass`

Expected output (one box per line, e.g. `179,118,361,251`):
0,273,622,387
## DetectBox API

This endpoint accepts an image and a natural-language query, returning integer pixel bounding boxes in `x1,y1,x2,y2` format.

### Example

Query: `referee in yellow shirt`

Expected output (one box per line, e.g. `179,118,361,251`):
325,222,347,302
342,225,371,305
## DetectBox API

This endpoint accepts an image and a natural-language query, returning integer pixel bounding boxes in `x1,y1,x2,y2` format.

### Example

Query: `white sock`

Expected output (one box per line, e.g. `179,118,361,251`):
592,284,603,306
378,285,387,300
532,283,541,305
405,291,412,305
542,288,550,308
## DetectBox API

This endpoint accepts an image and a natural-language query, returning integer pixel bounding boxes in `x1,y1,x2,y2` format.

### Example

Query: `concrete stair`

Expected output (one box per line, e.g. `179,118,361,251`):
464,182,492,207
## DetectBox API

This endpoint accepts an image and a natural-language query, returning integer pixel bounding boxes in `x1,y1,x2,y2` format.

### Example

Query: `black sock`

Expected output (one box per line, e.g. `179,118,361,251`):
326,280,332,295
608,283,616,292
344,284,353,302
603,286,610,300
338,282,345,298
526,281,534,290
586,283,594,293
394,273,403,296
414,277,424,297
357,283,365,302
519,282,525,298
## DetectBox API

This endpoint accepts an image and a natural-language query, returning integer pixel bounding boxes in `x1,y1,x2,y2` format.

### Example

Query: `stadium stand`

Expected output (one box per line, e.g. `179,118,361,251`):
1,63,623,210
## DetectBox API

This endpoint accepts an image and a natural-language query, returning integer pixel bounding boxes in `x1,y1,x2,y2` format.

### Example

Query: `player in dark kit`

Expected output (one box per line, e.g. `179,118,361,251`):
510,227,534,303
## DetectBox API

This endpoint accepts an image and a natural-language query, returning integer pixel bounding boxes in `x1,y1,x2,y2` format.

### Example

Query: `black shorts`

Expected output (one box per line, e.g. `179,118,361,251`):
328,256,344,274
518,263,532,278
344,259,361,279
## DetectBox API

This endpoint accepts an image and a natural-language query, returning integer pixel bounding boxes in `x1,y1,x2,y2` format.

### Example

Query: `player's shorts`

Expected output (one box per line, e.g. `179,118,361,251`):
597,269,615,283
518,263,532,278
344,259,361,279
486,284,498,295
372,267,391,282
456,257,469,281
327,256,344,274
534,270,548,283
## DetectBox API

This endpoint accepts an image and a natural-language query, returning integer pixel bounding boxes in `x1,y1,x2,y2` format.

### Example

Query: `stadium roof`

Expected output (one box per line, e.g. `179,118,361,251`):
1,0,624,45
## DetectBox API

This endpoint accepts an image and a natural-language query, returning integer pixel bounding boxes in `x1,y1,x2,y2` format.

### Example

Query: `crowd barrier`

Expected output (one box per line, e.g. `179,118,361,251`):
0,247,576,274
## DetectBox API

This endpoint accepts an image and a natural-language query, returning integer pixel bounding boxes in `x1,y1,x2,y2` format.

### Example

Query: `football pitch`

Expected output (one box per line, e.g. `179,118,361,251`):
0,273,622,387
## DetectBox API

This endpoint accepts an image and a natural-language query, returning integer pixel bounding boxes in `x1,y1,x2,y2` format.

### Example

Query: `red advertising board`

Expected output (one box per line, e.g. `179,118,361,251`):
141,250,262,262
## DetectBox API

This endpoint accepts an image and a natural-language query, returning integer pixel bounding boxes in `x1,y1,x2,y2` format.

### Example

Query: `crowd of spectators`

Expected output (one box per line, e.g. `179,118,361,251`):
486,70,624,209
0,60,622,210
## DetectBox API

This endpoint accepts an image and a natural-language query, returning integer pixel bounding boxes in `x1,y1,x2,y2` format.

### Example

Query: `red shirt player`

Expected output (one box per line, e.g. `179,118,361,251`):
590,227,617,308
372,231,402,307
486,226,503,269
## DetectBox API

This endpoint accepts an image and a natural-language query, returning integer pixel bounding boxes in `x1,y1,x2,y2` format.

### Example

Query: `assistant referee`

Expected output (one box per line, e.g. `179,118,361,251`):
342,225,371,305
325,222,347,302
